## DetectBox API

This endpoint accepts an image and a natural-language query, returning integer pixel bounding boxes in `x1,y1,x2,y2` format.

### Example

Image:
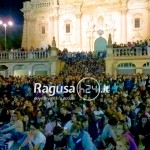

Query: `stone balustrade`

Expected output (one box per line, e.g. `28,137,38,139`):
35,2,52,8
113,47,148,57
30,2,52,9
0,50,51,60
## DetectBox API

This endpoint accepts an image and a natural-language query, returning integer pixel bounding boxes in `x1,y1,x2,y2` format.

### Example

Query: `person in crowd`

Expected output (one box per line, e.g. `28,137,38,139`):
86,112,98,141
0,108,11,124
95,116,118,149
137,115,150,150
0,112,23,133
77,115,89,131
64,113,77,134
68,121,97,150
22,114,31,132
58,106,71,127
0,112,23,141
116,122,138,150
44,126,67,150
0,51,150,149
18,124,46,150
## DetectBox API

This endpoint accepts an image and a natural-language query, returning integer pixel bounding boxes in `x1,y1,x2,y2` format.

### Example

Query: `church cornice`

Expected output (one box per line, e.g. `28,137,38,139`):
58,4,82,16
81,2,121,13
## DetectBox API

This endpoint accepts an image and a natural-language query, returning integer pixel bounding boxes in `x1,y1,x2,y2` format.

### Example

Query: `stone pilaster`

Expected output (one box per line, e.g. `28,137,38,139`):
7,65,14,76
21,18,27,50
121,0,127,44
53,16,59,48
121,10,127,44
148,7,150,38
51,61,57,75
53,5,59,47
76,13,82,50
49,16,54,44
30,18,36,48
26,18,31,50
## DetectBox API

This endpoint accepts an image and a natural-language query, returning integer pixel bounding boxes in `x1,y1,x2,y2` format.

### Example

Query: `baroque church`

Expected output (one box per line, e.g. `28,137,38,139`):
21,0,150,51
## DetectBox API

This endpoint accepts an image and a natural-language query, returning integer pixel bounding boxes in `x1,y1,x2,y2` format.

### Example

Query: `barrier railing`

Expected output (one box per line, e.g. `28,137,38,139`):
0,51,51,60
113,47,148,56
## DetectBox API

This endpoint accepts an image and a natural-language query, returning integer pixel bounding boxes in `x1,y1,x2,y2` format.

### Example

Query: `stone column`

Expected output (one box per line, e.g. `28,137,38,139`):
21,18,27,50
121,10,127,44
76,13,82,50
30,19,36,48
148,8,150,38
49,16,54,44
34,19,39,48
105,59,113,75
8,65,14,76
54,16,59,48
26,18,31,50
121,0,127,44
51,61,57,75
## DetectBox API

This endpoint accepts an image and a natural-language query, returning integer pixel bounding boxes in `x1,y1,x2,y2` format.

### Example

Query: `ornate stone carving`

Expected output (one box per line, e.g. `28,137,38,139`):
108,34,112,46
52,37,56,47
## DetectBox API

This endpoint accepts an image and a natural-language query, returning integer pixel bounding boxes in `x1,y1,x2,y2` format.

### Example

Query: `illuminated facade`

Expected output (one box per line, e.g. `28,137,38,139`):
21,0,150,51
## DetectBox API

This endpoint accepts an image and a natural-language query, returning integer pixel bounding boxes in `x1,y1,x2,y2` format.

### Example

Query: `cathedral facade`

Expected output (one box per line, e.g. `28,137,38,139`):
21,0,150,51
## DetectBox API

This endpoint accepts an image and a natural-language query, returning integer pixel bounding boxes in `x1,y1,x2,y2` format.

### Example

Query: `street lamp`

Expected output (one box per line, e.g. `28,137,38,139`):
0,20,13,50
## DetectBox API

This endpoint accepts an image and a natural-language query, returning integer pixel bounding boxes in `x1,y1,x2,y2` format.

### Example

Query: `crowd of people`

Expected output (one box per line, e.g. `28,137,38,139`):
113,39,150,49
0,72,150,150
113,39,150,56
0,39,150,150
58,49,105,76
0,44,52,52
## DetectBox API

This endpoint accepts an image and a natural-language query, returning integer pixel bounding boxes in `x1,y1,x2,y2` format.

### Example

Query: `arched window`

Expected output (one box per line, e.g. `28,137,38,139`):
13,65,29,76
118,63,135,68
143,62,150,68
0,65,8,71
117,63,136,74
32,64,48,76
143,62,150,74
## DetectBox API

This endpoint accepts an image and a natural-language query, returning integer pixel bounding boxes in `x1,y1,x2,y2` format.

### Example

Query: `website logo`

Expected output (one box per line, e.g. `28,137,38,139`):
76,77,100,101
34,83,75,96
34,77,110,99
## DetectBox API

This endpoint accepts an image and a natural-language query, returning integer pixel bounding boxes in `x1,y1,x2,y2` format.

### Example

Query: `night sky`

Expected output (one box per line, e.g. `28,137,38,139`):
0,0,26,25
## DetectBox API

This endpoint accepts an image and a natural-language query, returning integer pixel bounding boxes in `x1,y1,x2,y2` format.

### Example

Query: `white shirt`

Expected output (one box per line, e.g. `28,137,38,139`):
32,131,46,145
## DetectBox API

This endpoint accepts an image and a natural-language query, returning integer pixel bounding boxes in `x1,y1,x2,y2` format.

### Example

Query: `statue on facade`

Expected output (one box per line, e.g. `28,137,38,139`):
52,37,56,48
108,33,112,46
51,37,58,56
